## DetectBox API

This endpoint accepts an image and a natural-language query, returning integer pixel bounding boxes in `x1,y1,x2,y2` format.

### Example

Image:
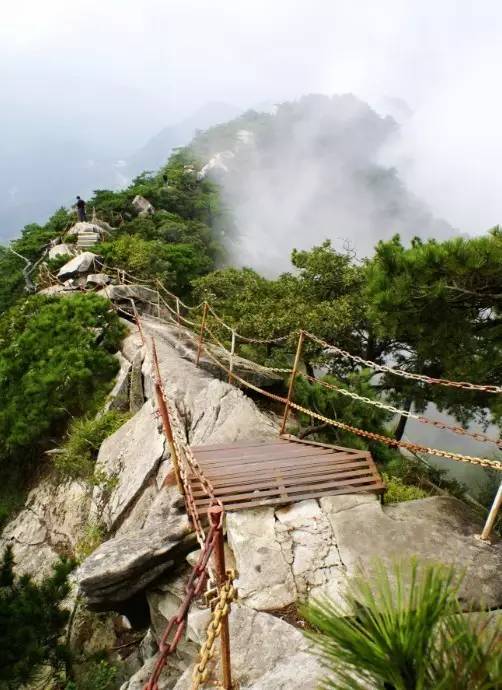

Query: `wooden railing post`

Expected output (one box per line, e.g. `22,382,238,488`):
209,506,232,690
280,330,304,435
196,302,209,366
228,330,236,384
477,481,502,543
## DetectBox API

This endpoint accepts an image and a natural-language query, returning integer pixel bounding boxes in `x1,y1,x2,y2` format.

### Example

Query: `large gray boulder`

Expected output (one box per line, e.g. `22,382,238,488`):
0,479,91,579
76,513,193,609
227,499,348,612
323,494,502,609
92,400,165,531
57,251,101,280
140,317,279,446
172,606,323,690
132,195,155,216
48,243,75,260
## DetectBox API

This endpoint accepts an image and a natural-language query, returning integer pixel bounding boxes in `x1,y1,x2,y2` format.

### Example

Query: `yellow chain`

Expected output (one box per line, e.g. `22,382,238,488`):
191,572,237,690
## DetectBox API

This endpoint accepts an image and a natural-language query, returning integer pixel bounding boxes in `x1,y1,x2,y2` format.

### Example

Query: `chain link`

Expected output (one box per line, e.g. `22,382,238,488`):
191,571,237,690
304,331,502,394
302,373,502,448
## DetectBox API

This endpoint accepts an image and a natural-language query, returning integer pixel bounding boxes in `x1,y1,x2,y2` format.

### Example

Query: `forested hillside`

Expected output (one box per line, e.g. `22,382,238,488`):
0,99,501,688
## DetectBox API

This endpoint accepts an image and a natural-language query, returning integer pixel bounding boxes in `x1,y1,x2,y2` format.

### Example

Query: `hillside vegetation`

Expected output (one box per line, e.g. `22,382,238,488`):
0,98,501,690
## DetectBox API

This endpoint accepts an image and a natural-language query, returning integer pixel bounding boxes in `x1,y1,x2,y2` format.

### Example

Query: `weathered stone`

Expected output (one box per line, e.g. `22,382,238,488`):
66,221,103,236
275,500,346,604
48,243,75,260
86,273,111,287
227,507,296,610
0,478,91,578
129,350,145,413
328,496,502,609
92,401,165,531
57,251,101,280
132,195,155,216
76,514,193,608
146,567,189,641
104,352,131,412
96,284,159,312
121,330,143,363
173,606,322,690
119,640,197,690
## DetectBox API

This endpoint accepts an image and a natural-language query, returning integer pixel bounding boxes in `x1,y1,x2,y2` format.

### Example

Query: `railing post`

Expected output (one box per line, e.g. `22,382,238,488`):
477,481,502,543
280,330,304,435
196,302,209,366
176,297,181,331
208,506,232,690
228,330,236,384
152,339,184,496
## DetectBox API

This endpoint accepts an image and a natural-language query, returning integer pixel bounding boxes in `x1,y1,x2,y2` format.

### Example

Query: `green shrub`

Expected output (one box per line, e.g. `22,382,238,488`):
54,411,129,481
305,559,501,690
65,660,117,690
0,294,125,469
381,473,429,502
0,546,74,689
75,523,106,562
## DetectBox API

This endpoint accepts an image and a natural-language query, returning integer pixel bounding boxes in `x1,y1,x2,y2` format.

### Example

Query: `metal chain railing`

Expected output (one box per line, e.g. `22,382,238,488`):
301,373,502,448
191,570,237,690
143,519,220,690
303,331,502,394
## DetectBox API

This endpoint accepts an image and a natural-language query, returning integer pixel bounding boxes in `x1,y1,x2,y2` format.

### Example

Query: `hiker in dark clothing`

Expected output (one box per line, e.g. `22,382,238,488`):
76,196,86,222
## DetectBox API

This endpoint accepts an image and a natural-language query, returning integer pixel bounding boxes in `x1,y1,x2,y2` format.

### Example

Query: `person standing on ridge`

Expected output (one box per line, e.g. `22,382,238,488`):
76,196,86,222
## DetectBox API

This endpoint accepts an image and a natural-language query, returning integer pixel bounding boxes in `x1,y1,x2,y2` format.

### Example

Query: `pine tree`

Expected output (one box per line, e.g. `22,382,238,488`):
0,546,74,689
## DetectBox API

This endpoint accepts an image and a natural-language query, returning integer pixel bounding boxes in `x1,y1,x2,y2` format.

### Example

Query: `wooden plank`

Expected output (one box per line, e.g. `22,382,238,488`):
196,452,363,476
281,435,362,454
192,443,341,464
191,439,285,453
193,474,380,503
190,459,373,488
190,468,375,497
194,482,385,512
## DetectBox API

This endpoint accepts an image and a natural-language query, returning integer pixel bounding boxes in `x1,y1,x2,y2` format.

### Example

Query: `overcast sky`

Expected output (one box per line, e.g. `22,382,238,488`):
2,0,502,233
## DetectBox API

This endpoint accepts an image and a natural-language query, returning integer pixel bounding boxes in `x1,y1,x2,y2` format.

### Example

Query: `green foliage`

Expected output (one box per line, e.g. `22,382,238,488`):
64,660,117,690
0,546,74,689
0,294,124,468
304,559,501,690
54,411,128,482
381,473,429,502
99,234,213,296
75,523,106,562
365,230,502,426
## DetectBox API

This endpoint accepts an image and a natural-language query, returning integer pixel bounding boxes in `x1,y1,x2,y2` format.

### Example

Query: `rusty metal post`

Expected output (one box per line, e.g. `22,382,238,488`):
151,339,184,496
477,481,502,543
196,302,209,366
209,506,232,690
280,330,304,435
131,299,145,345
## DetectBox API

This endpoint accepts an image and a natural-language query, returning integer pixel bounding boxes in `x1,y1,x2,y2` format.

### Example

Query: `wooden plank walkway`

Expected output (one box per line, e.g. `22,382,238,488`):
189,436,385,514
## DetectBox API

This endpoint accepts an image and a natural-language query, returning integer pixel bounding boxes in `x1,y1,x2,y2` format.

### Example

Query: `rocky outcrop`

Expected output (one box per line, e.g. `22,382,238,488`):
325,494,502,609
57,251,101,281
66,221,103,237
92,400,165,531
172,606,323,690
227,492,502,613
76,513,193,609
48,243,76,260
132,195,155,217
86,273,111,287
0,479,91,579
